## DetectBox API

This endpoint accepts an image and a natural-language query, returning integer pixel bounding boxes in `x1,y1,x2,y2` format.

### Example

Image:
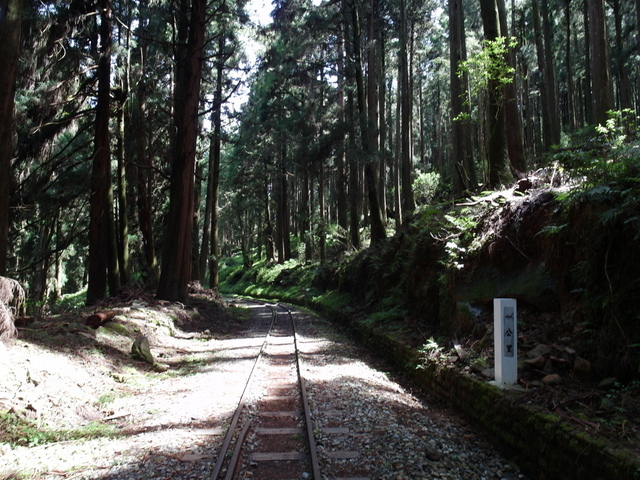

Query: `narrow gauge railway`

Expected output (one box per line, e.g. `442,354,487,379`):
207,299,526,480
211,302,360,480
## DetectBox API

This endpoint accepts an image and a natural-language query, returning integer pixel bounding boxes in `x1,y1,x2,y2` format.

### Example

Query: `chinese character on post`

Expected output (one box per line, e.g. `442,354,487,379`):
494,298,517,386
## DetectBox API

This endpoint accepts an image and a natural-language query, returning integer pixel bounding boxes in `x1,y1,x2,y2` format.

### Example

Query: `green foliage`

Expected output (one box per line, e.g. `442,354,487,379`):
545,128,640,378
218,254,323,303
413,171,441,207
551,110,640,186
558,134,640,246
432,207,484,270
457,36,517,101
51,287,88,314
227,305,252,321
0,412,118,447
536,223,568,237
366,306,407,326
418,337,445,363
98,393,116,405
312,291,350,313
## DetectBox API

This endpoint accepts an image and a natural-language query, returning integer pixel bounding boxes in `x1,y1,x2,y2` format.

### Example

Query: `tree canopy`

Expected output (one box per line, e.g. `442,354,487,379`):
0,0,638,305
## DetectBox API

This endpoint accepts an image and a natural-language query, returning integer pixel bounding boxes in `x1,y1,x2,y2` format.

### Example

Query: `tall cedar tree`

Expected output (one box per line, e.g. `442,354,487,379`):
134,0,159,285
449,0,477,195
336,25,349,234
532,0,560,148
350,0,386,243
479,0,510,187
497,0,526,175
589,0,612,125
157,0,206,301
199,31,225,290
563,0,576,131
87,0,120,305
115,1,132,287
0,0,22,275
399,0,415,218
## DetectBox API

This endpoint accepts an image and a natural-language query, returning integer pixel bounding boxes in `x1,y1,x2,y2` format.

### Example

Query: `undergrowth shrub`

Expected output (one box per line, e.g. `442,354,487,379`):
545,122,640,378
413,171,441,207
0,412,117,447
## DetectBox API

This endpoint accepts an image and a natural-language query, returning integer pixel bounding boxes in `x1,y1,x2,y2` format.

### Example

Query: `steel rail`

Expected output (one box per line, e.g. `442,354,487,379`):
210,303,277,480
211,300,322,480
279,303,322,480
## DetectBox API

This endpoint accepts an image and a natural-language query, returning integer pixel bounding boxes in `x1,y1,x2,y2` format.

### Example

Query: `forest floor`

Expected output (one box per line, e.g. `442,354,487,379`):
0,288,637,479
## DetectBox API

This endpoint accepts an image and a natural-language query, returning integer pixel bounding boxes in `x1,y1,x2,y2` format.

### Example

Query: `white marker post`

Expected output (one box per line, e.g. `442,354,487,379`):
494,298,517,386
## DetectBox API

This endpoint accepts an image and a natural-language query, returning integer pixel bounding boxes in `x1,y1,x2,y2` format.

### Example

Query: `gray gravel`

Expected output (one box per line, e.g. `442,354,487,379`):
296,311,528,480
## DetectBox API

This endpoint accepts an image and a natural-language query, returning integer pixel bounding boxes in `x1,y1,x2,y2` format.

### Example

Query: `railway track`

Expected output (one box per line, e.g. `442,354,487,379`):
206,299,524,480
210,302,327,480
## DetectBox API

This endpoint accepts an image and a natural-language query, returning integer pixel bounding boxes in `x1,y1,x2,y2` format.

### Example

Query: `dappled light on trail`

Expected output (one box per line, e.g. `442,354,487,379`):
1,297,527,480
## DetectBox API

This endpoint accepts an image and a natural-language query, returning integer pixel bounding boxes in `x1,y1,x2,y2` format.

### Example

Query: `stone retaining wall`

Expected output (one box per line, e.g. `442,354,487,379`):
333,314,640,480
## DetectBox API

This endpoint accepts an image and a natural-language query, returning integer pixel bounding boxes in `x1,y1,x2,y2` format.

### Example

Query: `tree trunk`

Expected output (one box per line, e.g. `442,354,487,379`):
191,155,203,282
541,0,561,144
319,164,326,263
0,0,23,275
32,216,54,309
133,0,158,285
105,170,121,297
636,0,640,115
275,137,290,263
479,0,510,188
394,56,402,228
378,27,387,224
336,28,348,233
611,0,631,111
114,5,131,287
418,73,425,167
301,163,311,260
264,178,275,262
207,33,224,289
399,0,414,218
532,0,554,149
367,0,379,153
347,91,360,250
588,0,612,125
283,151,291,261
352,0,386,244
87,0,118,305
449,0,477,195
564,0,577,131
134,80,159,285
343,7,360,249
275,171,284,262
157,0,206,301
116,92,130,286
497,0,526,176
53,215,63,301
583,0,593,125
